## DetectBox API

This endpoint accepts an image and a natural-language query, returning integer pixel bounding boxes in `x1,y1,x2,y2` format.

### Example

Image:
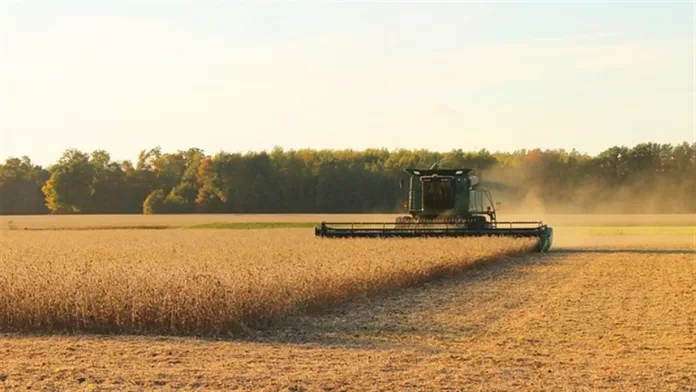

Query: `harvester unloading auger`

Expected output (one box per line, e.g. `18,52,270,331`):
315,164,553,252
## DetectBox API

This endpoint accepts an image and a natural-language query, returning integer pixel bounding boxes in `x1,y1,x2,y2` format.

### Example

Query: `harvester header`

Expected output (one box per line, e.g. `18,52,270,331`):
315,164,553,252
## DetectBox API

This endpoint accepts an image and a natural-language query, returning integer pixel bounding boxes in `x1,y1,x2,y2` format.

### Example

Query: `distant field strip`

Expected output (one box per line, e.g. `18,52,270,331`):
2,214,694,230
0,230,535,336
565,226,696,235
5,222,319,231
11,223,693,234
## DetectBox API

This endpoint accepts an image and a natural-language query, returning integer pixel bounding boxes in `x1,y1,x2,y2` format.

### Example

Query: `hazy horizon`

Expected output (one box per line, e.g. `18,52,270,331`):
1,1,694,167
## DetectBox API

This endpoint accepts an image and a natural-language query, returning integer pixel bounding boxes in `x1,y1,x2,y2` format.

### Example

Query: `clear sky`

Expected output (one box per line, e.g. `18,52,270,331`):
1,1,694,166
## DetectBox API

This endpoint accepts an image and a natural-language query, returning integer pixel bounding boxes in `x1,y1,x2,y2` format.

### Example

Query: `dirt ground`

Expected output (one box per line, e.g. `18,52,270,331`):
1,232,694,391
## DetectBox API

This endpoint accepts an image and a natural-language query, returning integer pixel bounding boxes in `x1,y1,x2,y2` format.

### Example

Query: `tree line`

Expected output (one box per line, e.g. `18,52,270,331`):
1,141,694,215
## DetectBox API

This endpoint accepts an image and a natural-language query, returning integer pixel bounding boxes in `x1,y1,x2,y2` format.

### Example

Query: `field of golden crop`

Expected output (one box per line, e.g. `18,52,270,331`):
0,229,534,336
0,214,694,391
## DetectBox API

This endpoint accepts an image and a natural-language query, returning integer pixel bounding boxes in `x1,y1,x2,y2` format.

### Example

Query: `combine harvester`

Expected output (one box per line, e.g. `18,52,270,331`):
315,164,553,252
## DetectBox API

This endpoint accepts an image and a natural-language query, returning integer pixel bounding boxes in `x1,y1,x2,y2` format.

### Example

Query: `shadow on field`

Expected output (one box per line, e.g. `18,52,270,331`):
245,251,555,351
248,245,694,350
550,248,695,255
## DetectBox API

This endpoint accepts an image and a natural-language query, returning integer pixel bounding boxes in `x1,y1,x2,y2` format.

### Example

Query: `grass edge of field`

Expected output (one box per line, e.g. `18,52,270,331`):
186,222,319,229
3,224,695,235
560,226,696,235
2,222,320,231
3,221,694,235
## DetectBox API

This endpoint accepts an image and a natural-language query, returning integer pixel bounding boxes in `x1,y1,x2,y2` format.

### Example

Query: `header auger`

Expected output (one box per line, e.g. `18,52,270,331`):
315,164,553,252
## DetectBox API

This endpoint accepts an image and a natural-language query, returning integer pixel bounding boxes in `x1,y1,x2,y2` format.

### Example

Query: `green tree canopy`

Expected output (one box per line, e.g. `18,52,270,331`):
1,141,693,215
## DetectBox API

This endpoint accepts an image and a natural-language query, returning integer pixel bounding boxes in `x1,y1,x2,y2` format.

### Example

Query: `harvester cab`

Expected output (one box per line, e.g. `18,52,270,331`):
315,164,553,252
397,164,496,228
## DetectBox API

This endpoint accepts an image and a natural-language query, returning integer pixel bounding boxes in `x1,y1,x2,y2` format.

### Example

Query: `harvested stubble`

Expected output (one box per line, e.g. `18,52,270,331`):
0,229,535,336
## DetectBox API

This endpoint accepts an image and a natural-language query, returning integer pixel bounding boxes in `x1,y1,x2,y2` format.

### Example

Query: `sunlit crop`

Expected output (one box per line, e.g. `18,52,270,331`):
0,229,534,336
